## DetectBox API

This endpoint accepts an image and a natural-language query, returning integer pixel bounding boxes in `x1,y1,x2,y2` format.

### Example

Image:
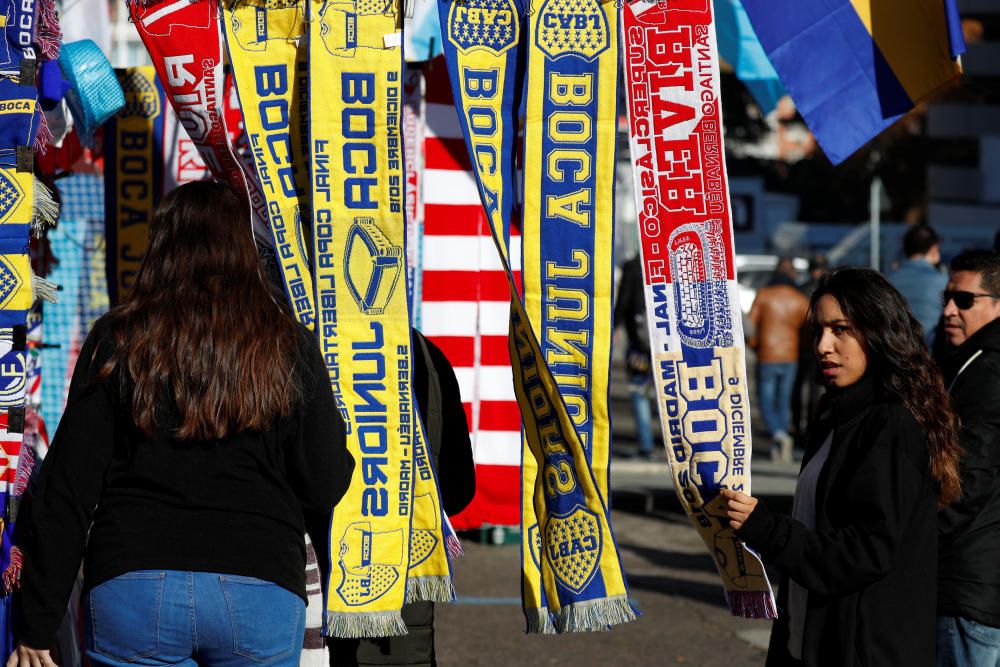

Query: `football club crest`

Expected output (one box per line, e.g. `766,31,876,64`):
0,171,24,225
120,70,162,118
0,349,24,409
534,0,609,61
336,522,404,605
344,217,403,316
544,506,601,594
407,493,440,569
0,258,23,310
447,0,519,56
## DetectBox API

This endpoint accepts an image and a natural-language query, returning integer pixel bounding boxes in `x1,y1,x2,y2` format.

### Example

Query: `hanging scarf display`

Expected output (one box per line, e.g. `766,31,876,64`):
520,0,622,632
128,0,277,257
103,67,165,305
221,0,315,328
307,0,454,637
439,0,635,633
620,0,776,619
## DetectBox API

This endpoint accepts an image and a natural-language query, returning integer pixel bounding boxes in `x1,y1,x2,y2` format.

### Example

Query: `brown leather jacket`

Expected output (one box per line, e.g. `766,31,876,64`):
748,283,809,363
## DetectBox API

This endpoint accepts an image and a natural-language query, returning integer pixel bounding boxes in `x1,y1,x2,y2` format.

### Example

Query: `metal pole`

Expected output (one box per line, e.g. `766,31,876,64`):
870,176,882,271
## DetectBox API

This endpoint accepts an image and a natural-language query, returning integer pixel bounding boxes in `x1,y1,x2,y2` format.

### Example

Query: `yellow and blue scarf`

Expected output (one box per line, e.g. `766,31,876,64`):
103,67,164,305
439,0,635,633
222,0,316,328
620,0,777,619
307,0,454,636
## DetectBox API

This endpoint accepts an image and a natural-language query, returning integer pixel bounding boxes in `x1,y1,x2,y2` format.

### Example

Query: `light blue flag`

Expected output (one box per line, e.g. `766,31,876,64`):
715,0,785,113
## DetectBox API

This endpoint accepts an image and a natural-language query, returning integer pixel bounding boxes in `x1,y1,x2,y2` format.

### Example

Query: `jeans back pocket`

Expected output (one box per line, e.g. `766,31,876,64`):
219,575,304,664
88,571,165,662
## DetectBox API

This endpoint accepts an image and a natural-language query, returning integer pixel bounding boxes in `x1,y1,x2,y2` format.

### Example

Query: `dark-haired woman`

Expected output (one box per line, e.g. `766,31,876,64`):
10,182,354,667
723,268,961,666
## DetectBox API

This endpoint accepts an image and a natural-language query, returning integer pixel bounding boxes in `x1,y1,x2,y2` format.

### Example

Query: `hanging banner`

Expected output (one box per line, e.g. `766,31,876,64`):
620,0,776,618
129,0,276,255
104,67,165,305
222,0,315,328
439,0,635,633
308,0,454,638
521,0,619,631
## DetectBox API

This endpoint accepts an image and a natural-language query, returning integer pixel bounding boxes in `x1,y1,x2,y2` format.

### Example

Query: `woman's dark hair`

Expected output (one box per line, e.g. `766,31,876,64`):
98,181,303,440
810,268,962,507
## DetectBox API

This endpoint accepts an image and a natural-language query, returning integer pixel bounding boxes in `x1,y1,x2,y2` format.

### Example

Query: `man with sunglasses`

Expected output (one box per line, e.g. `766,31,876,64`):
937,250,1000,667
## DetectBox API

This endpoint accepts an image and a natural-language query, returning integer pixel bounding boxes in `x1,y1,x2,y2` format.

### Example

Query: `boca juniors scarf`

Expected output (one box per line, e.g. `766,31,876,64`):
104,67,165,305
620,0,776,619
440,0,635,633
308,0,454,636
222,0,315,328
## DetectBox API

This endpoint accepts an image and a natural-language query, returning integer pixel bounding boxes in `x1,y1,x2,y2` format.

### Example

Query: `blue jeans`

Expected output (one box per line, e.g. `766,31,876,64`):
84,571,306,667
937,615,1000,667
757,362,796,437
628,373,654,456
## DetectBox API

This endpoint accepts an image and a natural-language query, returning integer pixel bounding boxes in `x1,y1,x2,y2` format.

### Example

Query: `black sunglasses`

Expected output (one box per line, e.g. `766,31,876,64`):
942,290,998,310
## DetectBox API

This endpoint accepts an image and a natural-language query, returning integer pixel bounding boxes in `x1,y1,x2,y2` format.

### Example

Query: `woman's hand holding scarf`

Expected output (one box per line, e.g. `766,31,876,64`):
721,489,759,531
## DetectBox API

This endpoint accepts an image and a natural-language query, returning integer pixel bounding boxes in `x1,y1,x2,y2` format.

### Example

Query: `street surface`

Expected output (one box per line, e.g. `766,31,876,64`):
433,357,800,666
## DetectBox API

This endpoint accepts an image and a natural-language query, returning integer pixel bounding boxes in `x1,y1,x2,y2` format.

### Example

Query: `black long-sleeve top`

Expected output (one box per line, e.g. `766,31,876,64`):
17,318,354,650
737,376,938,666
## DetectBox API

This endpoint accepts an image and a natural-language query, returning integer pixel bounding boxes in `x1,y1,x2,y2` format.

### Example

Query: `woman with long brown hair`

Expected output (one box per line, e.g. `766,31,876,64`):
723,268,961,666
10,182,353,667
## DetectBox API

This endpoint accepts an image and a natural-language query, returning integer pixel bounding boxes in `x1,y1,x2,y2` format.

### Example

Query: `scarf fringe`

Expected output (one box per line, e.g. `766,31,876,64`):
34,112,53,154
525,607,557,635
36,0,62,60
2,547,23,595
405,575,454,604
31,272,59,304
323,611,408,639
552,595,637,634
32,179,59,236
725,589,778,620
444,533,463,560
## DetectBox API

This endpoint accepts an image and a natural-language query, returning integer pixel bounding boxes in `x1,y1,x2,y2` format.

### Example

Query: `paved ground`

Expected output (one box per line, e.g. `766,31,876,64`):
437,509,773,666
432,357,801,666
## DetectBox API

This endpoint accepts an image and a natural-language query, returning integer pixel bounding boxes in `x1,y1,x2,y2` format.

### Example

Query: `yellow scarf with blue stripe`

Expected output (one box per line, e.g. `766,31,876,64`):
222,0,316,328
439,0,635,633
307,0,454,636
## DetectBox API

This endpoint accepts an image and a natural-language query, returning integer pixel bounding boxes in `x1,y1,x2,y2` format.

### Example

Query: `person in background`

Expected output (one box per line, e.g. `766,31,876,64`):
748,257,809,463
792,255,829,444
936,250,1000,667
11,182,354,667
328,329,475,667
725,268,962,666
614,255,656,459
890,224,948,346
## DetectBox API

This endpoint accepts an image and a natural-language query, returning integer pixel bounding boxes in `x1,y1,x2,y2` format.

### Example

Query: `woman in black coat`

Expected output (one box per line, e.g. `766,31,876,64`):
723,269,962,666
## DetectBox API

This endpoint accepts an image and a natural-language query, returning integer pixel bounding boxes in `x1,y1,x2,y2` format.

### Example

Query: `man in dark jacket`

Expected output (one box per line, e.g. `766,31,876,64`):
324,330,475,667
937,250,1000,666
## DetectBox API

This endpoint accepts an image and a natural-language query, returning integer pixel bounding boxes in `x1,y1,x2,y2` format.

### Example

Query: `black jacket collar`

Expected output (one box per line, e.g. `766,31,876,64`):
944,317,1000,381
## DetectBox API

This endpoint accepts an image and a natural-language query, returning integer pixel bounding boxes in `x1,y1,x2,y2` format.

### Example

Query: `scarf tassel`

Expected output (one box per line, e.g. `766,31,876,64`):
725,590,778,620
2,547,23,595
36,0,62,61
444,533,463,560
525,607,557,635
405,575,454,604
551,595,638,634
32,178,59,236
324,611,408,639
31,272,59,304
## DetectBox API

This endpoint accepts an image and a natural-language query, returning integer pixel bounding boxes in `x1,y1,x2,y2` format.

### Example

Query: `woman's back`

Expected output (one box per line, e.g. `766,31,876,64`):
16,182,354,659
